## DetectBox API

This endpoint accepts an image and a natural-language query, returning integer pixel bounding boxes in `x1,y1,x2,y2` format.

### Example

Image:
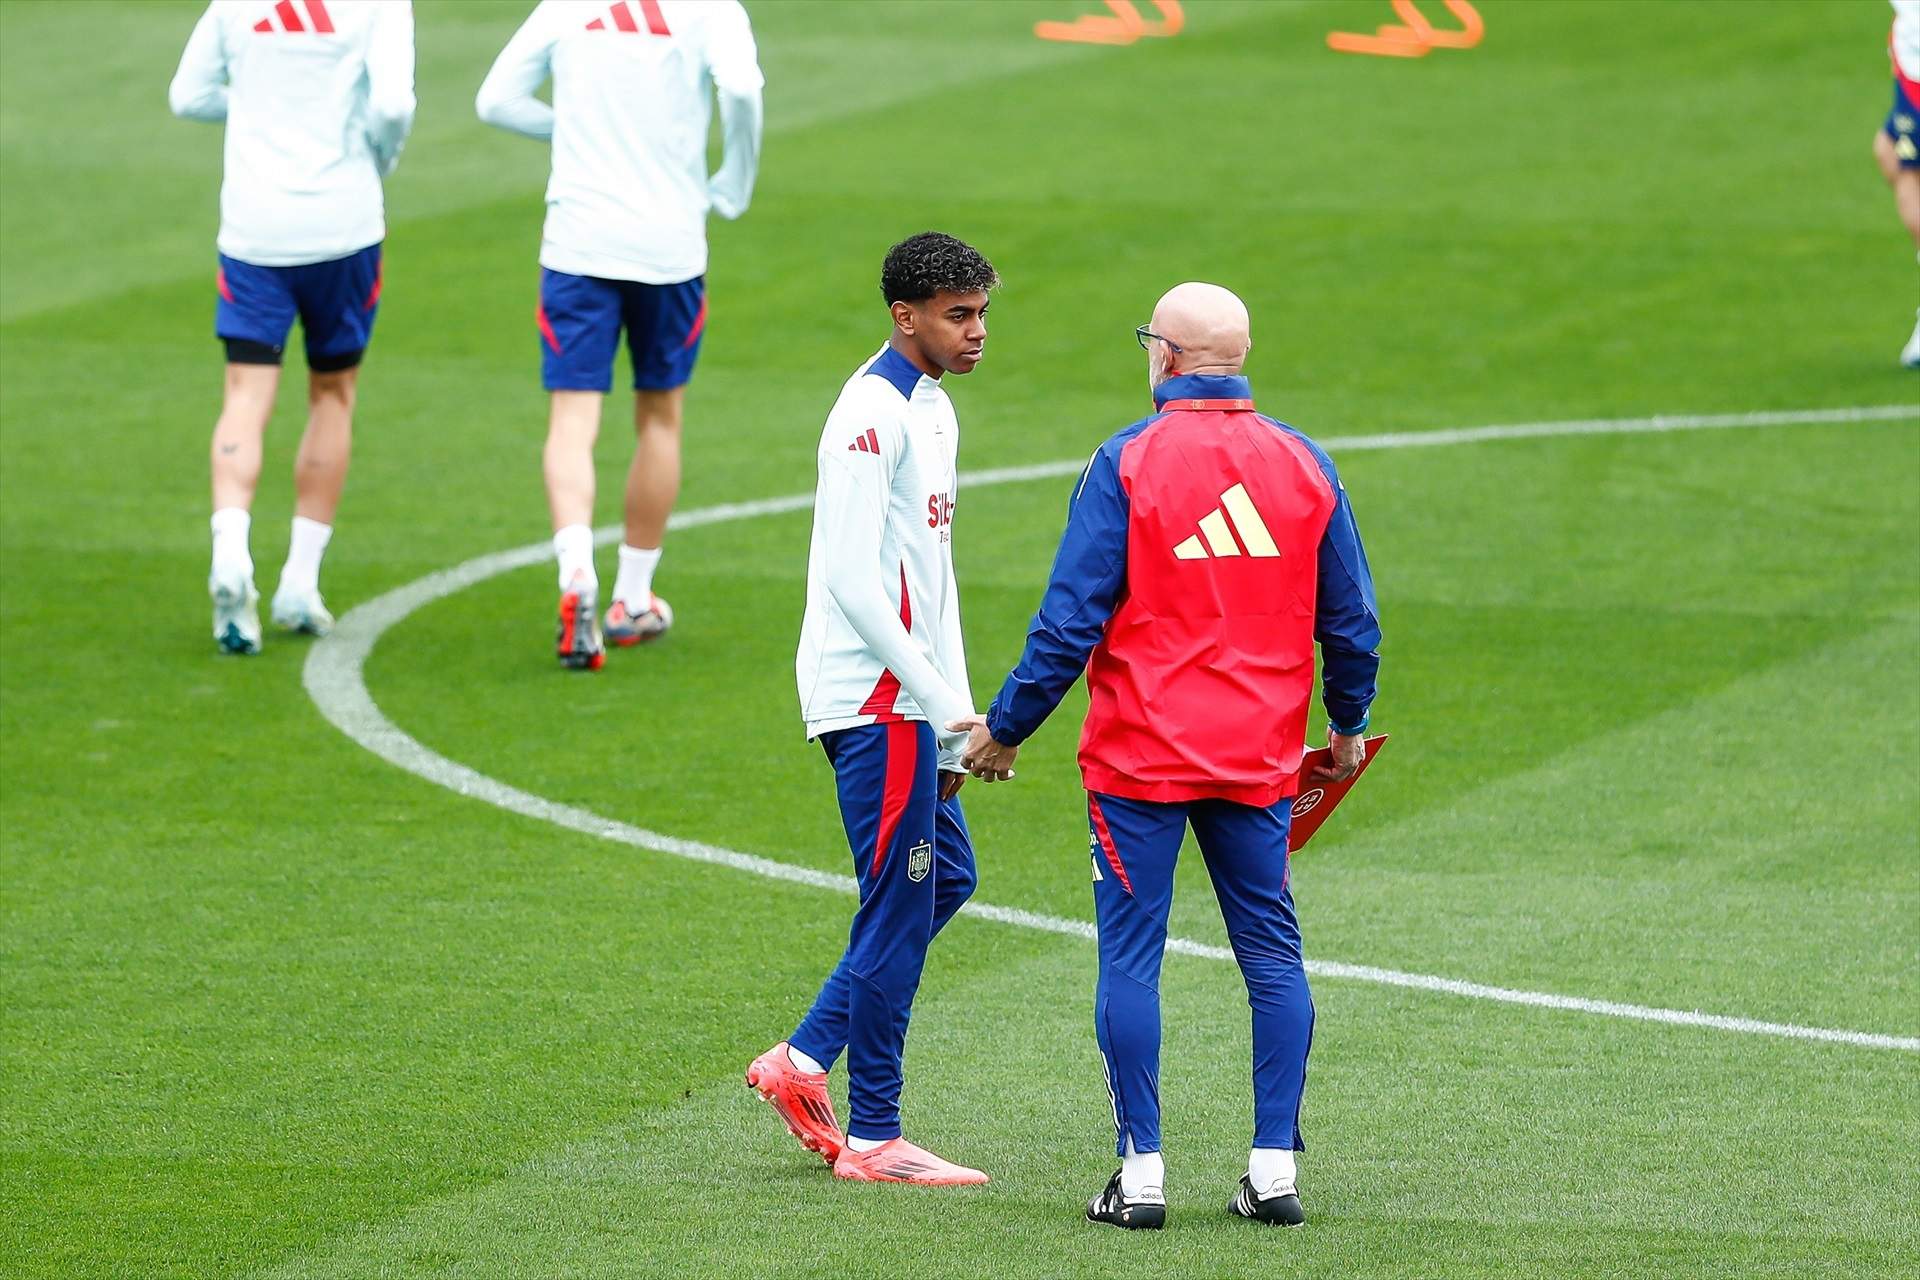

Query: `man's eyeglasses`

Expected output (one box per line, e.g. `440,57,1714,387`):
1135,325,1182,354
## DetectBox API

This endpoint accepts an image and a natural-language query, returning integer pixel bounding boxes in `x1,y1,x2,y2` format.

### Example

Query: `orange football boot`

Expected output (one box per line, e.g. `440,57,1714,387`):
745,1043,842,1164
832,1137,989,1185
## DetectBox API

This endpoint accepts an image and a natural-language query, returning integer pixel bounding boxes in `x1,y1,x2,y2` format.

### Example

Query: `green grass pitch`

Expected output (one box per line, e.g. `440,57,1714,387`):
2,1,1917,1276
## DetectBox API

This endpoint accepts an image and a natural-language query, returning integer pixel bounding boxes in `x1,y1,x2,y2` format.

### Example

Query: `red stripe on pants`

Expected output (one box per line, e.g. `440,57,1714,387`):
535,302,562,355
682,294,708,349
304,0,335,33
873,722,918,877
275,0,305,32
1088,795,1134,894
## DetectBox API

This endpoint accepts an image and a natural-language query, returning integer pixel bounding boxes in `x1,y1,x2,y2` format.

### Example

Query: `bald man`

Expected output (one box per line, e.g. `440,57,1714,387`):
952,283,1382,1230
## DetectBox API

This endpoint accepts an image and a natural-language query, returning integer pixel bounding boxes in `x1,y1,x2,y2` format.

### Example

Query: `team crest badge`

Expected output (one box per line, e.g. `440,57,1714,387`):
1291,788,1326,818
907,840,932,883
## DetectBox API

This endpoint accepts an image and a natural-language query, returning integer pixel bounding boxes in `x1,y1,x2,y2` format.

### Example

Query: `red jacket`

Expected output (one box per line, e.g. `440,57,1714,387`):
987,374,1381,806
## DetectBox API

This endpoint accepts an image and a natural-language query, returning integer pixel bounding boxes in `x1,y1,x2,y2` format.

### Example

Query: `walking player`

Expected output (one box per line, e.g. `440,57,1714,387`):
746,234,997,1186
170,0,416,653
477,0,764,668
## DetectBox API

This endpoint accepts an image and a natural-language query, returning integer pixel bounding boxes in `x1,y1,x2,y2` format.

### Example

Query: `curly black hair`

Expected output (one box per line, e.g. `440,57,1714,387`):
880,232,999,305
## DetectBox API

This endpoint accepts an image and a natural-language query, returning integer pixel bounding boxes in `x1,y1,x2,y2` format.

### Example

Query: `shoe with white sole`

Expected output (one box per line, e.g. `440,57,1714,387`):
557,572,605,671
210,572,262,656
1902,308,1920,369
270,584,333,637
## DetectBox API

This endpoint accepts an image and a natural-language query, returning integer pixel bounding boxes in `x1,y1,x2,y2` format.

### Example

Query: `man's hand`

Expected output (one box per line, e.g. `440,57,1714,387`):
946,715,1018,782
1308,730,1367,785
939,770,966,802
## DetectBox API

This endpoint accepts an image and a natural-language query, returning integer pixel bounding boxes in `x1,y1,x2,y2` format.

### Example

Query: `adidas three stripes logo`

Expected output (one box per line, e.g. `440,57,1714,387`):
1172,483,1282,560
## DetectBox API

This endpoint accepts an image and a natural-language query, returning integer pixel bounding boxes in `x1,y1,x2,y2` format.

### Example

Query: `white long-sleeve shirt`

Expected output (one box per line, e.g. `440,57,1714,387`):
475,0,764,285
797,346,974,767
1895,1,1920,83
168,0,415,267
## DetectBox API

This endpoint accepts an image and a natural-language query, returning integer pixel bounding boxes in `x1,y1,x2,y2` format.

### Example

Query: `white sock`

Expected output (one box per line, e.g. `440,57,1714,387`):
1120,1135,1164,1199
553,524,596,590
279,516,332,595
845,1134,885,1153
612,543,662,608
1249,1147,1297,1196
210,507,253,584
785,1045,825,1075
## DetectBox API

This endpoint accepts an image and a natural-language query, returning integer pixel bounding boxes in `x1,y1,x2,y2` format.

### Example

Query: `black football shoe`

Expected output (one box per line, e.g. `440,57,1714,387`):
1086,1169,1166,1231
1228,1174,1305,1227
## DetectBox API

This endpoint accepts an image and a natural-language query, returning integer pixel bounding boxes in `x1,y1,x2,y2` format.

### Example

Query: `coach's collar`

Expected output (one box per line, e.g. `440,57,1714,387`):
1154,373,1253,410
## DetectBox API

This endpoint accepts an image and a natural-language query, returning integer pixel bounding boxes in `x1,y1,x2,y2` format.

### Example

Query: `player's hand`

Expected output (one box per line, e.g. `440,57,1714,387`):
1309,731,1366,785
946,716,1018,782
939,769,966,802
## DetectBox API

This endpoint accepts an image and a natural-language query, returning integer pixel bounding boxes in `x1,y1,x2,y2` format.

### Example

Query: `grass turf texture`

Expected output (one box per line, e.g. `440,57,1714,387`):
2,0,1917,1276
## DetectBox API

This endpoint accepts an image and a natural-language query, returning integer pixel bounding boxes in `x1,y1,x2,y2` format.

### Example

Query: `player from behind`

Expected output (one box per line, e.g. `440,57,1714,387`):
745,234,996,1186
169,0,416,654
1880,0,1920,367
476,0,764,670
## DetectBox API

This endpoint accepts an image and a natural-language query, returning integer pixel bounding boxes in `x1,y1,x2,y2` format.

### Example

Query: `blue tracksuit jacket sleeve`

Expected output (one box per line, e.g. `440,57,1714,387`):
1315,474,1382,733
986,444,1130,746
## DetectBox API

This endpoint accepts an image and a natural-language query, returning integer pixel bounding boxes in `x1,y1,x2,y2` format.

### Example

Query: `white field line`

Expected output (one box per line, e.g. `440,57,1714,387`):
304,404,1920,1054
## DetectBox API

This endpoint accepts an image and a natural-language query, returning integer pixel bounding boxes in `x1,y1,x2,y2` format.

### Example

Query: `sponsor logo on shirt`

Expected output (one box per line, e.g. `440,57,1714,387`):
1172,482,1282,560
253,0,335,34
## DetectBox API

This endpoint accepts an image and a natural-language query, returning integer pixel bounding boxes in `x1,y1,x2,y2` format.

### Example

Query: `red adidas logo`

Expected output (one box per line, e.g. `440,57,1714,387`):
847,429,881,454
586,0,671,35
253,0,335,34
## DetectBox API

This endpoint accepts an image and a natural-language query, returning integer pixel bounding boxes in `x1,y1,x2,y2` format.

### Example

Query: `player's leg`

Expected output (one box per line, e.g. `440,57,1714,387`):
929,791,979,938
764,774,977,1116
1875,88,1920,366
208,257,297,655
1190,798,1312,1227
1084,792,1185,1229
273,245,381,635
758,722,985,1183
537,270,622,669
605,278,704,645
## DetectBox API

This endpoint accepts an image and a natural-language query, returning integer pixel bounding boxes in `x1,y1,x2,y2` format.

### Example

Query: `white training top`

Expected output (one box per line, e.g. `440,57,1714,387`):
1896,1,1920,83
475,0,764,285
797,346,974,767
169,0,416,267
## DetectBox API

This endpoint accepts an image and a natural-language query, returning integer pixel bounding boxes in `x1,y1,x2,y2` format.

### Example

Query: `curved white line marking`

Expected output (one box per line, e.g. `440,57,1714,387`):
306,404,1920,1054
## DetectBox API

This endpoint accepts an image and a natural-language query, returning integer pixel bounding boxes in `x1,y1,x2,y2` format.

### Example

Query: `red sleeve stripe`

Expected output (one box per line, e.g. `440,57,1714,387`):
855,567,913,717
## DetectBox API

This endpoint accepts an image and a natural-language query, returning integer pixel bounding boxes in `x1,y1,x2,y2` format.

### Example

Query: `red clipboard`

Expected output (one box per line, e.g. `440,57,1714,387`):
1287,734,1388,851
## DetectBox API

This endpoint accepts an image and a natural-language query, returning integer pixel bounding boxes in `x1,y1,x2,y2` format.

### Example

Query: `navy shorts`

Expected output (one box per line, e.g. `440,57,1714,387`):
537,270,706,393
1886,79,1920,169
216,244,382,371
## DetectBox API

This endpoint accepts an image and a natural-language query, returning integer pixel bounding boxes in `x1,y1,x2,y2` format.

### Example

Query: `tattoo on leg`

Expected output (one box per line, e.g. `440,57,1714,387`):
219,443,239,455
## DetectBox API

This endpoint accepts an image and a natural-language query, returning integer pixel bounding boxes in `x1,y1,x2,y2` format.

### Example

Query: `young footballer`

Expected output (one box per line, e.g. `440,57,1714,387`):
170,0,416,653
747,233,997,1186
477,0,764,669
